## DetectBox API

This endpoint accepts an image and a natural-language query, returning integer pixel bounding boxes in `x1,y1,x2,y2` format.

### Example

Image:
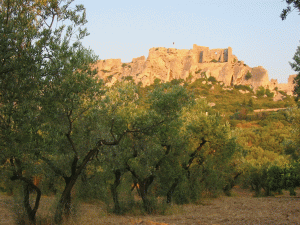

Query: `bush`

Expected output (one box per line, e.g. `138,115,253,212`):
186,73,193,83
265,89,274,98
246,164,300,197
256,86,265,97
248,98,254,107
279,90,287,96
170,79,184,85
123,76,133,81
234,84,253,92
154,78,161,85
208,76,217,83
210,59,218,63
245,71,252,80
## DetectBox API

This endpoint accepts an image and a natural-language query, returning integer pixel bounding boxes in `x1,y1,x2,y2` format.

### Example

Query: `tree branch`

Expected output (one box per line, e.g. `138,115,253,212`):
184,138,207,170
66,110,78,157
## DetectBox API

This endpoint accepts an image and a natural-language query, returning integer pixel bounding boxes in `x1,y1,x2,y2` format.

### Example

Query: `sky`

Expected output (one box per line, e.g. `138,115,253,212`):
76,0,300,83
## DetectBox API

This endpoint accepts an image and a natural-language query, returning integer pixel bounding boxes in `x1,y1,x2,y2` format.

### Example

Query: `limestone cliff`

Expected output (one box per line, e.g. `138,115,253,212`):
94,44,295,93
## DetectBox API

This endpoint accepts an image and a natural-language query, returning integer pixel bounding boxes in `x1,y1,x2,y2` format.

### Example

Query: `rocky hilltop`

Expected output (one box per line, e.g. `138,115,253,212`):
94,44,295,94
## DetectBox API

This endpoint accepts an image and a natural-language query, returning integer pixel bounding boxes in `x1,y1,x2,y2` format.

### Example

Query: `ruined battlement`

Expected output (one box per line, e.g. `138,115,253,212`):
193,44,232,63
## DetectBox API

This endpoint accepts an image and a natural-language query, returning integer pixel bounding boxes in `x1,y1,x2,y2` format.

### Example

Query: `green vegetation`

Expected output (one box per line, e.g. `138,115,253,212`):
245,71,252,80
208,76,217,83
123,76,133,81
210,59,218,63
122,63,131,68
266,89,274,98
1,0,300,224
107,74,114,81
279,90,287,96
256,86,266,97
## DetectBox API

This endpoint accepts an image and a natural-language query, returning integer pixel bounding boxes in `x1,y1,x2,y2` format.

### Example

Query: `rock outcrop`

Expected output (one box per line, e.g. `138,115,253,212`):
94,44,295,93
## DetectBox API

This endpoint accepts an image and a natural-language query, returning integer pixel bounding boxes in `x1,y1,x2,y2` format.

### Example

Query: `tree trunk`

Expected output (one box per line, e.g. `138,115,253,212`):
22,182,41,224
139,182,151,213
166,178,179,204
137,176,155,213
10,158,41,224
110,170,121,214
223,172,241,196
54,176,77,224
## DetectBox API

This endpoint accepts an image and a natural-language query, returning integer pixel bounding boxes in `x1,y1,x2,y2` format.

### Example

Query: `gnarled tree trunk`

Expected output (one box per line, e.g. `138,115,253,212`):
110,169,122,214
54,174,78,224
10,158,41,224
166,178,179,204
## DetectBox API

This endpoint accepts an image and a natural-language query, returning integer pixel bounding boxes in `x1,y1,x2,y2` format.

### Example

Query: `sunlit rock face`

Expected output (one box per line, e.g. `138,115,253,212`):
94,44,295,93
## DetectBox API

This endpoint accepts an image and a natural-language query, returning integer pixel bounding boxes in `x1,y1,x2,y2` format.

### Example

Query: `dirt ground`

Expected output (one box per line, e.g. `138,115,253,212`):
1,187,300,225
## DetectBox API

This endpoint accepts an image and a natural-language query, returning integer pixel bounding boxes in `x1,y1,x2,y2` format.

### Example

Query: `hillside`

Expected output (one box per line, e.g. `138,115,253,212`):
94,44,295,96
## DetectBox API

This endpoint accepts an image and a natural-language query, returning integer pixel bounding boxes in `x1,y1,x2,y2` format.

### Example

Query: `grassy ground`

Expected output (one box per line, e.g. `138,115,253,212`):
1,187,300,224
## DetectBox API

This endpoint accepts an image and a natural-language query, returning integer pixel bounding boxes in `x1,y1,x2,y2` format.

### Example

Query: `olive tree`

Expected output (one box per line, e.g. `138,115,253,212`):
0,0,101,223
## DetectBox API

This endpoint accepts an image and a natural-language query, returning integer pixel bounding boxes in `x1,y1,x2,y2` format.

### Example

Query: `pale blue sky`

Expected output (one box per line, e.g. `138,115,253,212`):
77,0,300,83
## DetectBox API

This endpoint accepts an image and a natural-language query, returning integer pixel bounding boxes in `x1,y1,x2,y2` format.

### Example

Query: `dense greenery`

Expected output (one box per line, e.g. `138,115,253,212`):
1,0,300,224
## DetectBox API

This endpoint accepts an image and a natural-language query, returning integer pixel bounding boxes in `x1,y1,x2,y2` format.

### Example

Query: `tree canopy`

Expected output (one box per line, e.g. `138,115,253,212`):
281,0,300,20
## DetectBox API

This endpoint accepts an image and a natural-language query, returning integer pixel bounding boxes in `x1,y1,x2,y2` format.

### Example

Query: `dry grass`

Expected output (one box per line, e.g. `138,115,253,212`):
1,187,300,224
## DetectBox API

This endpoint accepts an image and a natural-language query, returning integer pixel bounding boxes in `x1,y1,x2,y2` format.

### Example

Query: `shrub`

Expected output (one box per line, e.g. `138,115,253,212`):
210,59,218,63
186,72,193,83
245,71,252,80
265,89,274,98
247,164,300,197
234,84,253,92
154,78,161,85
256,86,265,97
171,79,184,85
123,76,133,81
279,90,287,96
122,63,127,68
208,76,217,83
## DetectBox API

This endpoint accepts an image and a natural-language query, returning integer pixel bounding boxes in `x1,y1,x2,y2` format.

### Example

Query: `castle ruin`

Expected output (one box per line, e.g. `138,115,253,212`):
196,45,232,63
